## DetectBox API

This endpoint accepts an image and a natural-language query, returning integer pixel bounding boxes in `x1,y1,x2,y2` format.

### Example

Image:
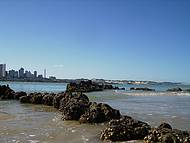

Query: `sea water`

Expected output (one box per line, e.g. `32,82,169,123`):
0,81,190,143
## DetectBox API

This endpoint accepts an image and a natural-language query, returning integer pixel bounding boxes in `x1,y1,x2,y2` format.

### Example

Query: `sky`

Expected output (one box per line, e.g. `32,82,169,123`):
0,0,190,83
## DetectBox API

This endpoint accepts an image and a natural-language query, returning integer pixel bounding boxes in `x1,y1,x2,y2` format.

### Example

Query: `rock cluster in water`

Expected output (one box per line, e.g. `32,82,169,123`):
144,123,190,143
100,115,151,142
66,80,125,92
0,83,190,142
130,87,155,91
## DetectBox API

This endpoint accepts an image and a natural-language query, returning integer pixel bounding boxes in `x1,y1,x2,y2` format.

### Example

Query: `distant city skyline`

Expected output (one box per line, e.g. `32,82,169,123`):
0,0,190,83
0,64,57,81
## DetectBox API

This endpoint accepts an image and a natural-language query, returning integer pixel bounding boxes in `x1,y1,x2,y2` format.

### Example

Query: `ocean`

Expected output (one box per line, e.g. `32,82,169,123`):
0,81,190,143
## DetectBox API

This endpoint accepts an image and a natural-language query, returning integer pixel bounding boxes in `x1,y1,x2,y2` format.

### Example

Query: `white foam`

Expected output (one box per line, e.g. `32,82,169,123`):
29,135,36,137
121,91,190,96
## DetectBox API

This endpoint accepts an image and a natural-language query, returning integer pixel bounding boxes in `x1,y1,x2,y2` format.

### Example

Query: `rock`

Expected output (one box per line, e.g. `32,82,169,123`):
100,116,151,142
30,92,44,104
158,122,172,130
53,92,65,109
143,123,190,143
14,91,27,100
130,87,155,91
79,102,121,123
66,80,122,93
20,96,31,103
0,85,15,99
42,93,55,106
60,92,90,120
167,88,183,92
66,80,104,92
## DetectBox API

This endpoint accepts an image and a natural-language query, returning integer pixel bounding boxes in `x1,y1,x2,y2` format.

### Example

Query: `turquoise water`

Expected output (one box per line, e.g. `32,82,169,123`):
0,81,190,143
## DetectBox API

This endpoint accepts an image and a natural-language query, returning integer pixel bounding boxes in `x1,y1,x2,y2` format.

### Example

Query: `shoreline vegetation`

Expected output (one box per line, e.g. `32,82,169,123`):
0,81,190,142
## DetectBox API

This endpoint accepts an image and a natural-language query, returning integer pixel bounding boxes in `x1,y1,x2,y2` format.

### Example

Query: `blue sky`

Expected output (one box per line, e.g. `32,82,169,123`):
0,0,190,82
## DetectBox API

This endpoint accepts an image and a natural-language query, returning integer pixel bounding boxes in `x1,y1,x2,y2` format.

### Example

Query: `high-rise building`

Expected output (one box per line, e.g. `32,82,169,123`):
8,69,18,79
34,71,37,79
0,64,6,78
19,68,25,78
44,69,46,79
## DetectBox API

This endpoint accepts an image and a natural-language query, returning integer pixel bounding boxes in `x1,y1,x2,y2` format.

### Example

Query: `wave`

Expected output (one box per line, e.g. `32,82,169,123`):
116,91,190,96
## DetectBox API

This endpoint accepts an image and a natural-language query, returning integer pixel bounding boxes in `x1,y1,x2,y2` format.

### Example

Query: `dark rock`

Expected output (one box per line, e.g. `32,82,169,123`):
42,93,55,106
0,85,15,99
30,93,44,104
53,92,65,109
130,87,155,91
167,88,183,92
100,116,151,142
14,91,27,100
20,96,32,103
158,122,172,130
60,92,90,120
79,102,121,123
66,80,122,93
144,123,190,143
119,87,125,90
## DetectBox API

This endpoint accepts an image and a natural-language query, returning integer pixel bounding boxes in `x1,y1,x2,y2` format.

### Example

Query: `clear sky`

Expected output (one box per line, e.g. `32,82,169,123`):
0,0,190,83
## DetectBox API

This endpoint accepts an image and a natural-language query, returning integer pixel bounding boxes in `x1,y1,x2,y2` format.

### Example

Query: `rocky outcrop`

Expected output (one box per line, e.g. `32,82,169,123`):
100,116,151,142
0,85,15,99
60,92,90,120
66,80,122,93
144,123,190,143
79,102,121,123
29,93,44,104
42,93,55,106
20,95,32,103
14,91,27,100
130,87,155,91
53,92,65,109
167,88,183,92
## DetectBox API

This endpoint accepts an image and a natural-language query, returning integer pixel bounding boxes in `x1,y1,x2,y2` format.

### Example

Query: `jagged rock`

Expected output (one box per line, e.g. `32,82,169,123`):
130,87,155,91
0,85,15,99
143,123,190,143
66,80,122,93
60,92,89,120
42,93,55,106
79,102,121,123
167,88,183,92
158,122,172,130
30,92,44,104
14,91,27,100
53,92,65,109
100,116,151,142
20,96,31,103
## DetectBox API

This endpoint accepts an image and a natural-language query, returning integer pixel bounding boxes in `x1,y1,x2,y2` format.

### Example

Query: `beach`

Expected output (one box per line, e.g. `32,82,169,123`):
0,81,190,143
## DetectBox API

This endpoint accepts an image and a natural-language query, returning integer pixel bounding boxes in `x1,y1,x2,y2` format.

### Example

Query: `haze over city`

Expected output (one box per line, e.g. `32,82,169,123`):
1,0,190,83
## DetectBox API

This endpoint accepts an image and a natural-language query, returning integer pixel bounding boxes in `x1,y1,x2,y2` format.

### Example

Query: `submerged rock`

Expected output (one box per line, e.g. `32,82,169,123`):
100,116,151,142
130,87,155,91
79,102,121,123
167,88,183,92
144,123,190,143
